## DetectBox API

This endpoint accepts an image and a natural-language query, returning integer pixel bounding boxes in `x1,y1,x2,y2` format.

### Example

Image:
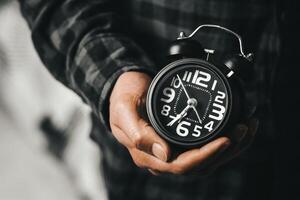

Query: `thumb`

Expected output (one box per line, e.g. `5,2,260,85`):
111,95,170,161
139,121,170,162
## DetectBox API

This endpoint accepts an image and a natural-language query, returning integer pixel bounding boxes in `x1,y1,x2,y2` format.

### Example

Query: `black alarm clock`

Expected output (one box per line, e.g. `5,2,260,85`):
146,24,254,148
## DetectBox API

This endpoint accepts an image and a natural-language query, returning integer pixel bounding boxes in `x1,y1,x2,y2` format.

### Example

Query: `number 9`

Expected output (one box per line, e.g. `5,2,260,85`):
160,87,175,103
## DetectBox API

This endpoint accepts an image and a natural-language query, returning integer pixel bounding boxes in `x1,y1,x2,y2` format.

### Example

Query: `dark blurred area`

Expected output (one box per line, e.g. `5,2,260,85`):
0,1,107,199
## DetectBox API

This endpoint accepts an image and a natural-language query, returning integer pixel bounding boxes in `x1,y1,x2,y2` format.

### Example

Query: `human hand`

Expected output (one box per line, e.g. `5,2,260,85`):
109,71,171,167
109,72,258,176
182,119,259,175
209,119,259,170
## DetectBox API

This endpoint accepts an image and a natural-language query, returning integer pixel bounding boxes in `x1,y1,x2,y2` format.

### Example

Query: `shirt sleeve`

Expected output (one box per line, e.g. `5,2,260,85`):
19,0,157,130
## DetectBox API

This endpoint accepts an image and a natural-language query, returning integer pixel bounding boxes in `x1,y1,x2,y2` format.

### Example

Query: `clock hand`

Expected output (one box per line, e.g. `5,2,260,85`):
176,74,191,100
168,111,188,126
191,106,202,124
177,107,190,123
174,76,202,124
167,105,192,126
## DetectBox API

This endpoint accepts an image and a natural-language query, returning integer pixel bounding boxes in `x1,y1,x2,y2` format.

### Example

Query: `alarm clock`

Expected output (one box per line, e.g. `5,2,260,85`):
146,24,255,148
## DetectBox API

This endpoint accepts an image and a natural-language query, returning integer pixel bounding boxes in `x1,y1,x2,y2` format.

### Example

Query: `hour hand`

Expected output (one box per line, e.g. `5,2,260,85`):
167,105,191,126
167,113,187,127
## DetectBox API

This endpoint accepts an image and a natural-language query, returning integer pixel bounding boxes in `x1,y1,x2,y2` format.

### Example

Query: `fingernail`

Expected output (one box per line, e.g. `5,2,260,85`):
152,143,167,161
148,169,160,176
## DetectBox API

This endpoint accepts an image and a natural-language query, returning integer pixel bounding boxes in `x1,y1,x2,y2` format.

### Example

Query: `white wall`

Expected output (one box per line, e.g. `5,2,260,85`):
0,2,107,200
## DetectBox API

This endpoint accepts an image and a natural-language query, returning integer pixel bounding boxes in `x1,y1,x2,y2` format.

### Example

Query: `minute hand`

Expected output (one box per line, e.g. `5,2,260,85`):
177,74,191,100
177,74,202,124
192,106,202,124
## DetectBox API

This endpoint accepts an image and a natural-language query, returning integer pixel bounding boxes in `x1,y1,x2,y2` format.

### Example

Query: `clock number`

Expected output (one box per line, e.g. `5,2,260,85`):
183,71,193,82
170,77,181,88
192,125,202,137
211,80,218,91
209,91,226,121
161,105,171,116
194,71,211,88
215,91,226,104
176,123,204,137
176,121,191,137
160,87,175,103
209,103,226,121
204,121,214,132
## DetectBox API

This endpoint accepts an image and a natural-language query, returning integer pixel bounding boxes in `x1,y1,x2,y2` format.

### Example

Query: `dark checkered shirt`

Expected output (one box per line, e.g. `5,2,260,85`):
19,0,300,199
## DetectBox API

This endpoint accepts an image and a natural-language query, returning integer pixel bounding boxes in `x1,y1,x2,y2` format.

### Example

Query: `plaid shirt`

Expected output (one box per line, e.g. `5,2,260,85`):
19,0,300,199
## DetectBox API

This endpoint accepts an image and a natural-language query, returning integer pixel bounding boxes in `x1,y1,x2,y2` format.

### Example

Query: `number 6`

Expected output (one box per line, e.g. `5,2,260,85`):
176,121,191,137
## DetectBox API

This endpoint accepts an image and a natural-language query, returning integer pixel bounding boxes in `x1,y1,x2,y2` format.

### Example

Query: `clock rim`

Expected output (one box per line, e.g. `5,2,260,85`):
146,58,233,147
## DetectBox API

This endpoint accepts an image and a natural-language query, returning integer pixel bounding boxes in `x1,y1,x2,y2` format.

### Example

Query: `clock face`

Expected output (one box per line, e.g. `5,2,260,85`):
147,59,231,146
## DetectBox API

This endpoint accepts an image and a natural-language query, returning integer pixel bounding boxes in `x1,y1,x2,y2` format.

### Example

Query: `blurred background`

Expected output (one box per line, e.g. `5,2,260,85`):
0,1,107,199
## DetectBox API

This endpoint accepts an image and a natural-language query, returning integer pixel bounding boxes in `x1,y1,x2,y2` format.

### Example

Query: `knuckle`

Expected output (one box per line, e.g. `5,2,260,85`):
131,134,143,149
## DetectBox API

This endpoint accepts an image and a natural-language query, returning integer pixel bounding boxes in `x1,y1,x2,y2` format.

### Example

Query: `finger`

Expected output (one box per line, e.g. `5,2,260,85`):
129,138,230,175
128,148,170,171
185,147,228,176
110,125,135,147
197,119,259,171
210,136,251,169
111,96,170,161
210,120,259,168
138,123,170,161
188,125,249,174
148,169,161,176
110,95,143,144
168,137,231,174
